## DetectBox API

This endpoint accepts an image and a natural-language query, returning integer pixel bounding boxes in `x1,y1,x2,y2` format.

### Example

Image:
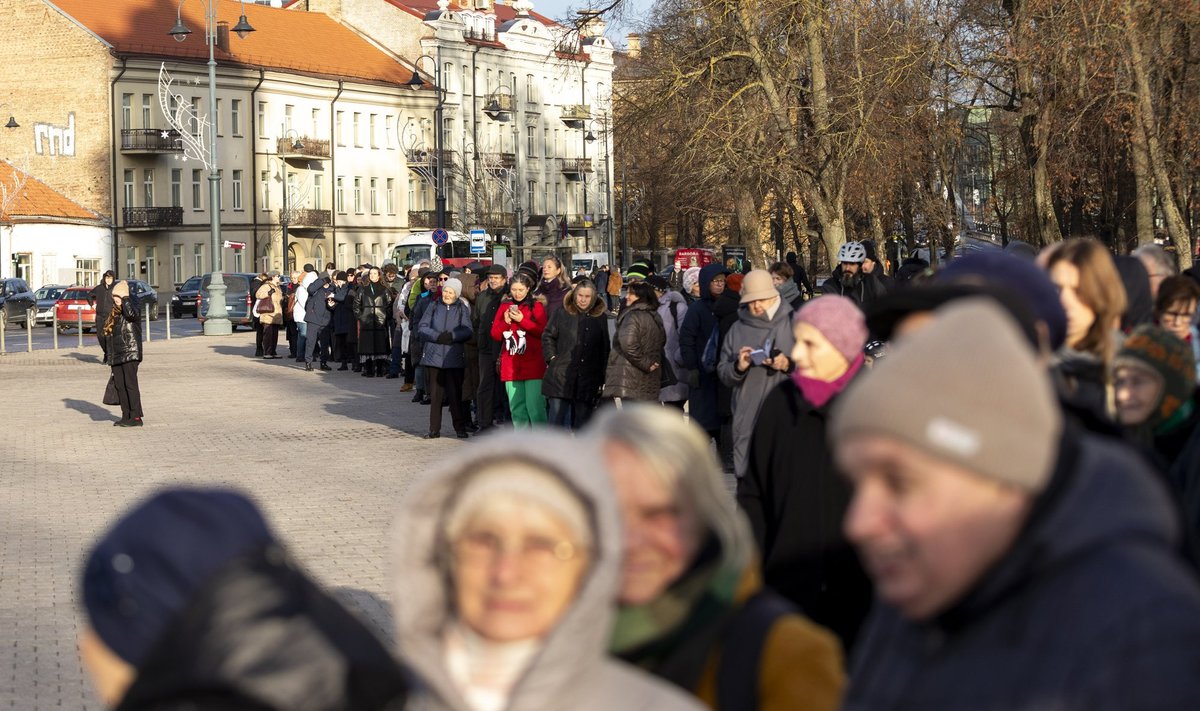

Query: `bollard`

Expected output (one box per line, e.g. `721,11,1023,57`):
77,309,83,349
1,311,6,355
144,305,151,343
26,308,33,353
165,304,171,340
53,310,58,350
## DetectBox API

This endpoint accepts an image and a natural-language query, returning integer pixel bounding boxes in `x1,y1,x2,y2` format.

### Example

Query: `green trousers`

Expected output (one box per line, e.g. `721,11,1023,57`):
505,379,547,427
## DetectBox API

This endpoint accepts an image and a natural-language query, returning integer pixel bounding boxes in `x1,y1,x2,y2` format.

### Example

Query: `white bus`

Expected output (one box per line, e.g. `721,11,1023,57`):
388,230,494,269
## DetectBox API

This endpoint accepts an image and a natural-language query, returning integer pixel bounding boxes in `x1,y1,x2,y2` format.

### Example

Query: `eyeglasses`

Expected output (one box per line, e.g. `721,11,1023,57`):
1160,310,1195,324
439,277,449,282
453,530,584,570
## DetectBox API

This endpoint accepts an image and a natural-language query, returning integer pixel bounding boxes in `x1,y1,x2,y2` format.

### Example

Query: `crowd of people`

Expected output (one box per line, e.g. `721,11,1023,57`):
78,235,1200,709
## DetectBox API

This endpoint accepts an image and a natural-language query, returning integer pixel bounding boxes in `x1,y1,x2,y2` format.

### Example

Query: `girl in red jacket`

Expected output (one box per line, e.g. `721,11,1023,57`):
490,272,549,426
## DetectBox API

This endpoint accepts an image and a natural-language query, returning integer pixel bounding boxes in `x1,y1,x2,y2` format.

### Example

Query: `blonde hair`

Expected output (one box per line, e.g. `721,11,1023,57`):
1042,238,1127,363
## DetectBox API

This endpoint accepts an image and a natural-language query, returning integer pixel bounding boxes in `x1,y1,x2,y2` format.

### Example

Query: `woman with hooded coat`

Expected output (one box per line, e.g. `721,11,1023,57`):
603,282,667,402
543,278,610,429
646,276,689,408
679,264,730,441
389,430,703,711
738,296,874,653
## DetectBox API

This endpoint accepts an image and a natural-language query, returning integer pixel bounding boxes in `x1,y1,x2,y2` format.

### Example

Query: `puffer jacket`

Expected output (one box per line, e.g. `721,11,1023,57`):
417,298,473,369
255,283,283,326
658,290,690,403
489,295,549,382
542,290,610,401
718,300,796,477
105,298,143,366
679,264,728,432
603,300,666,401
354,282,393,329
391,432,704,711
115,546,408,711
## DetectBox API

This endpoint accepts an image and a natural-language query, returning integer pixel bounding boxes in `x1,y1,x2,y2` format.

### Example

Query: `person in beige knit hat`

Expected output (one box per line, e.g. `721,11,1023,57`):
831,299,1200,709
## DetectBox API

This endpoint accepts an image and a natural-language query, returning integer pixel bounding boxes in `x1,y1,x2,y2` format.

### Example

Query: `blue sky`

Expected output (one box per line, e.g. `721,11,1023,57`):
520,0,651,45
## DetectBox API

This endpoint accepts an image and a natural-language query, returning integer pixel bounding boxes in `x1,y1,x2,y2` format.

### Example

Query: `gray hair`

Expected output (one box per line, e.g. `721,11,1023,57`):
1133,244,1177,278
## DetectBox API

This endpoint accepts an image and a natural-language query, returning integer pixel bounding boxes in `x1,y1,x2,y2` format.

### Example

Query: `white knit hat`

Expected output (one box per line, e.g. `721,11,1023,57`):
444,467,591,548
443,278,463,297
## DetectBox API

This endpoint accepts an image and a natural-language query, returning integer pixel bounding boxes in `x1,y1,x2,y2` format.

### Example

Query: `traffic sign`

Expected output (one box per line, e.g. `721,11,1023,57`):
469,228,488,254
432,228,450,245
223,240,246,249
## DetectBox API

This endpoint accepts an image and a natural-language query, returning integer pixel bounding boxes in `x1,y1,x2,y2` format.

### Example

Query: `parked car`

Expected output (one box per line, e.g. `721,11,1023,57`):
128,279,160,320
197,273,258,330
54,286,97,332
33,284,69,326
170,275,203,319
0,278,36,328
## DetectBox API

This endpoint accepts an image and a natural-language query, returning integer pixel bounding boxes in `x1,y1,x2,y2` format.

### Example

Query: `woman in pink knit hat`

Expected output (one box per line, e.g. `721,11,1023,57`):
736,295,873,654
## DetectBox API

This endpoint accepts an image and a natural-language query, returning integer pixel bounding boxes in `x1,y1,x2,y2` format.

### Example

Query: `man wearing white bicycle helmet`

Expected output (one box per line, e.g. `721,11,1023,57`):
824,242,887,311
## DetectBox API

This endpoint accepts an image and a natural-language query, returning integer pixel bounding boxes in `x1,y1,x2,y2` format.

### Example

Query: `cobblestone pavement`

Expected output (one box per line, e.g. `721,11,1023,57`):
0,332,454,709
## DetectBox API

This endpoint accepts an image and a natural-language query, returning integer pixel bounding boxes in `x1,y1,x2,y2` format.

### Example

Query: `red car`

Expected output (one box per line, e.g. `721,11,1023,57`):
54,285,97,332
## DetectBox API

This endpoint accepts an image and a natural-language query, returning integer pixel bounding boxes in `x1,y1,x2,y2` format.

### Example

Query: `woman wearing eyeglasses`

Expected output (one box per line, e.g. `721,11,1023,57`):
390,431,702,711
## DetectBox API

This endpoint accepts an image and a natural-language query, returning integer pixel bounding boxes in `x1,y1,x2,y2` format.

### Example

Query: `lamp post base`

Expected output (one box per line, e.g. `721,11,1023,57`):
202,272,233,336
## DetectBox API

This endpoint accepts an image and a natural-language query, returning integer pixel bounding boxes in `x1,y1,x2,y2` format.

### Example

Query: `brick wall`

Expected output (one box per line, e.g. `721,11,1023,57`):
0,0,114,219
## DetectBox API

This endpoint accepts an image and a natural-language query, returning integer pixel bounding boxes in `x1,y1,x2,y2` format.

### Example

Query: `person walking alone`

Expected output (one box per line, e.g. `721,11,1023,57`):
104,281,144,427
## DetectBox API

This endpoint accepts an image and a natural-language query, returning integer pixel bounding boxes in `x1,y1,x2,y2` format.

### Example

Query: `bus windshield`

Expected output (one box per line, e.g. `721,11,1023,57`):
393,245,432,265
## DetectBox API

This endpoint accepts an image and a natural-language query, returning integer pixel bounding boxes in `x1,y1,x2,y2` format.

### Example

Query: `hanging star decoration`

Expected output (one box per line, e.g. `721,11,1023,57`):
158,63,213,170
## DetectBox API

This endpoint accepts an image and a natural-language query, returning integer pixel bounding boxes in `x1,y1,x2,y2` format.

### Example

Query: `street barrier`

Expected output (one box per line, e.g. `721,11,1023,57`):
53,310,58,350
26,308,33,353
0,312,6,355
77,310,84,349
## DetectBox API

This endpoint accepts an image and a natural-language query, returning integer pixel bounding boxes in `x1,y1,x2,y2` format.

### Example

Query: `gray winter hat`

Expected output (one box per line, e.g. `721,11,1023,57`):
831,299,1063,492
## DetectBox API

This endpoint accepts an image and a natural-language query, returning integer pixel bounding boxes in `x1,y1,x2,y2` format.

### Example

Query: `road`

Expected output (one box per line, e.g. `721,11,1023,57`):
0,314,206,354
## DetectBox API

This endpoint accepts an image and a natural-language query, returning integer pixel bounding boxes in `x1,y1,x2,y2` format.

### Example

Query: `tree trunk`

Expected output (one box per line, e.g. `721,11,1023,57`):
732,187,770,269
1130,122,1156,246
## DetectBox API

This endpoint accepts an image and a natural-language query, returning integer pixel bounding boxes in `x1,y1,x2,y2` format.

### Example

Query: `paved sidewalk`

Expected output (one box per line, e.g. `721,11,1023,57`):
0,332,457,709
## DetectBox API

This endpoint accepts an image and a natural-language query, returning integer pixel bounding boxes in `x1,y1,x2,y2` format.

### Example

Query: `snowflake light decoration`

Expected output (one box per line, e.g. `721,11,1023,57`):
158,63,213,170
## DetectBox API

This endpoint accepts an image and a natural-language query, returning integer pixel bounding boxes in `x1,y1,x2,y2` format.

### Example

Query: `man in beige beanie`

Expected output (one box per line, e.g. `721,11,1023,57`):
831,299,1200,708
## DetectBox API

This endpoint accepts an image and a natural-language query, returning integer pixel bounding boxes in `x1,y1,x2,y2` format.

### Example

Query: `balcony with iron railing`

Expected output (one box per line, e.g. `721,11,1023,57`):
124,206,184,230
278,136,331,160
121,129,183,154
480,151,517,170
559,157,593,177
279,208,332,229
408,210,456,228
406,148,456,172
478,212,517,228
560,104,591,127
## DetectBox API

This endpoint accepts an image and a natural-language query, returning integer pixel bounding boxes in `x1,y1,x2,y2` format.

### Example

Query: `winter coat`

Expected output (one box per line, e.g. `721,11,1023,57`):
331,284,358,338
843,429,1200,711
603,300,667,401
304,278,334,328
417,298,473,369
115,546,408,711
293,272,315,322
822,268,886,311
718,300,796,478
606,268,622,296
714,290,743,417
410,290,438,369
594,268,610,295
537,278,570,323
354,282,392,330
542,292,610,401
489,295,549,382
90,280,115,327
658,290,690,403
679,264,728,432
391,433,704,711
458,286,481,401
473,284,507,357
776,280,804,312
739,379,873,653
105,298,143,367
254,283,283,326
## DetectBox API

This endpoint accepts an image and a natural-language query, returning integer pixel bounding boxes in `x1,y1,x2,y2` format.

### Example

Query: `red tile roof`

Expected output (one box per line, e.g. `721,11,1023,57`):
0,162,102,222
48,0,417,86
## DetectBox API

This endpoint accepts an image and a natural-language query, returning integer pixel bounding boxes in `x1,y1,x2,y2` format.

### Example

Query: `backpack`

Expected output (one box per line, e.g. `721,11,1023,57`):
700,324,719,373
716,590,795,711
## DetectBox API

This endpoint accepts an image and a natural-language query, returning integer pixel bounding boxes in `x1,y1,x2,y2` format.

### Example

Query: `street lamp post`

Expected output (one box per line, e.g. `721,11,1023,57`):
585,115,614,268
406,52,446,235
485,86,524,252
169,0,255,336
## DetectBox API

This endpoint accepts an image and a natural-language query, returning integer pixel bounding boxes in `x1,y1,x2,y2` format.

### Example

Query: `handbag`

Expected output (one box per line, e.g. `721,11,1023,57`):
253,292,274,315
103,375,120,406
658,348,678,388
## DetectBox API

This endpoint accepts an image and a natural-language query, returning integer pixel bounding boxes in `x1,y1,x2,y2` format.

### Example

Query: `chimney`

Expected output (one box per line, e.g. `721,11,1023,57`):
626,33,641,58
216,22,230,53
577,9,605,38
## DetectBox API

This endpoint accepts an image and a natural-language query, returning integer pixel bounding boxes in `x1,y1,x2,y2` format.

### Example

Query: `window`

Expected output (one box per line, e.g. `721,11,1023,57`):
215,98,222,136
353,177,363,213
145,246,157,286
336,177,345,213
192,170,203,211
142,94,152,128
142,169,154,206
191,97,201,135
543,128,550,157
76,258,100,287
169,95,179,119
554,181,561,214
543,184,549,216
527,125,536,157
194,243,204,275
385,115,394,148
354,243,363,266
258,101,268,138
231,99,242,135
260,171,270,211
232,248,244,272
528,180,536,214
352,113,361,147
335,111,345,145
171,169,181,207
172,244,183,283
284,104,294,132
314,244,325,268
369,178,379,213
121,94,132,130
286,173,296,210
527,74,535,103
313,175,323,210
442,117,452,147
386,178,395,214
232,170,243,210
126,247,137,280
554,129,561,157
369,114,378,148
408,181,416,213
311,108,320,136
123,170,134,208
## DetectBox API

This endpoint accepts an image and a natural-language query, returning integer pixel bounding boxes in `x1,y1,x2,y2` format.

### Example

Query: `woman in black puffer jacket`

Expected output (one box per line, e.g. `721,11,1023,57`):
103,280,144,427
543,278,610,429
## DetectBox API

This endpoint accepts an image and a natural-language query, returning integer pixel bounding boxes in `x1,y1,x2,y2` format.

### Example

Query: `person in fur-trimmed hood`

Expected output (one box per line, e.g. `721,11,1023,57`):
490,271,549,426
543,277,611,429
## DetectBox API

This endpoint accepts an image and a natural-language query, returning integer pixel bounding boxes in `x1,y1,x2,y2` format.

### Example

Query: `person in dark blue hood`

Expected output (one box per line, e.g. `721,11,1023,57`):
679,264,730,440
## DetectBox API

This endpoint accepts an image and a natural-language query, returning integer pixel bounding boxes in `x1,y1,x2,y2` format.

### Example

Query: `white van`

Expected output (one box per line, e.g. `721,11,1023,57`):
571,252,610,276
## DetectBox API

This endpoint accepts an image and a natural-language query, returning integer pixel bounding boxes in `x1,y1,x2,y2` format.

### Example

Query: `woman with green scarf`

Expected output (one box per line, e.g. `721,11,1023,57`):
586,405,845,711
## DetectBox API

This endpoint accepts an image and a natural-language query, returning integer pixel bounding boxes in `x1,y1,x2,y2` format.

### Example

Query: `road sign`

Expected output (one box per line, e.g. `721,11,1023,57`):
431,228,450,245
223,240,246,249
469,229,487,254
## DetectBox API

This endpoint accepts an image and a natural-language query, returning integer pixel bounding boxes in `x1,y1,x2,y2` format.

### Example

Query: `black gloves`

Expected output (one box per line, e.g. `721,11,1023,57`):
436,331,453,345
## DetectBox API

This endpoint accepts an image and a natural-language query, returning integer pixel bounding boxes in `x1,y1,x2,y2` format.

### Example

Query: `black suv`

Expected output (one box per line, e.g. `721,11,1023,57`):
170,275,203,318
128,279,160,320
0,278,36,328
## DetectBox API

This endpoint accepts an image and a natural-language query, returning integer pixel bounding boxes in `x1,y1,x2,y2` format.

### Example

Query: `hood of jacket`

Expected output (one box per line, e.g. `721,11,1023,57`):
697,264,726,304
117,546,407,711
933,428,1179,633
564,286,608,317
391,432,624,710
658,289,687,310
300,271,318,290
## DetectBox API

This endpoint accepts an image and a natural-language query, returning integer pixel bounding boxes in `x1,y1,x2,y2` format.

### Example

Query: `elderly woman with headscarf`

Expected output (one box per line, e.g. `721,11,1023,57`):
390,431,702,711
588,406,844,711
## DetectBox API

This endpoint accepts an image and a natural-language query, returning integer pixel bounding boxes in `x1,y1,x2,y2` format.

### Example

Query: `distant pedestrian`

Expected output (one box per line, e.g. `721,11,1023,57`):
304,272,336,371
473,264,509,430
409,270,442,405
682,266,701,304
490,271,548,426
785,251,814,300
602,282,666,403
284,270,302,358
89,270,116,360
103,280,144,427
823,243,886,311
331,271,359,372
647,275,689,408
542,278,610,429
253,271,283,359
679,264,729,443
250,272,267,357
354,267,394,378
769,262,804,311
1154,276,1200,378
294,265,316,363
417,277,473,439
601,263,620,312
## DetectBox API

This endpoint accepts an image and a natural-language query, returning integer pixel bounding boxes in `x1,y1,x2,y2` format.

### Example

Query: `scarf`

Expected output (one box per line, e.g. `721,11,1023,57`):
443,622,540,711
791,352,865,408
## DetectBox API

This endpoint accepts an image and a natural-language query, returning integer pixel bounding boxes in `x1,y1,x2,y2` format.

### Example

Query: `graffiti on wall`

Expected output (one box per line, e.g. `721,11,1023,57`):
34,113,76,157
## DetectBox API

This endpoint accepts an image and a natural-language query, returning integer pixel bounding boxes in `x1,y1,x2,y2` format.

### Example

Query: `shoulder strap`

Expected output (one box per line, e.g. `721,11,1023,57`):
716,590,795,711
669,299,680,329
